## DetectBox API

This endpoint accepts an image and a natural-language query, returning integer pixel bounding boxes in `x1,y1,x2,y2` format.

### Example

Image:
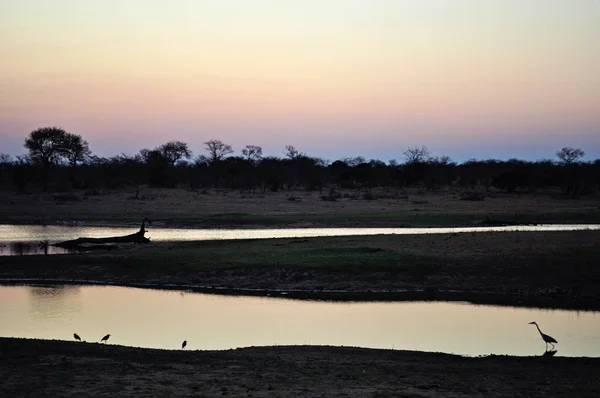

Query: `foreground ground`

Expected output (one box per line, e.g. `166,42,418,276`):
1,338,599,397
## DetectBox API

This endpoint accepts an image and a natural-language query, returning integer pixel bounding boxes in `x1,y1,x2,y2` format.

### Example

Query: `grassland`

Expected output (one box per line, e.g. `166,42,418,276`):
1,186,599,227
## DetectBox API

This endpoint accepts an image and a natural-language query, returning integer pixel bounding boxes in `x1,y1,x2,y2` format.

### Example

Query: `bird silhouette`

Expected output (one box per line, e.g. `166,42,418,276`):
182,340,187,349
529,322,557,349
74,333,81,342
100,334,111,343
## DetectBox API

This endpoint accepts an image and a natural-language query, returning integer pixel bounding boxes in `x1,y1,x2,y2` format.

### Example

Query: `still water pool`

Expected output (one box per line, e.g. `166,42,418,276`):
1,285,598,357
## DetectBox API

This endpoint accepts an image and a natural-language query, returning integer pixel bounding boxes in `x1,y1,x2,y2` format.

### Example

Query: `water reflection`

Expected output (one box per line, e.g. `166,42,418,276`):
543,349,558,357
28,285,82,320
1,223,599,256
0,241,75,256
0,285,599,357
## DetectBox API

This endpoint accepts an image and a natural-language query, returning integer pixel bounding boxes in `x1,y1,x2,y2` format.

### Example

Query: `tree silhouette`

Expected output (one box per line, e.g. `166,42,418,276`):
556,147,585,165
5,128,599,195
204,140,233,163
241,145,263,164
284,145,305,160
403,146,430,164
158,141,192,166
24,127,91,190
63,133,91,167
24,127,89,167
342,156,366,167
24,127,67,167
0,153,11,164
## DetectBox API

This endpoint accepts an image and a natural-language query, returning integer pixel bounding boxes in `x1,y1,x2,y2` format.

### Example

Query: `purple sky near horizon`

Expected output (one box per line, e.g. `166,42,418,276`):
1,0,599,163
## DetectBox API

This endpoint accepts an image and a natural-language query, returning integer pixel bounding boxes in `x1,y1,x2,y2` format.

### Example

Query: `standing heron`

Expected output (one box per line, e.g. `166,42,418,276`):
100,334,111,343
529,322,557,349
74,333,81,342
182,340,187,349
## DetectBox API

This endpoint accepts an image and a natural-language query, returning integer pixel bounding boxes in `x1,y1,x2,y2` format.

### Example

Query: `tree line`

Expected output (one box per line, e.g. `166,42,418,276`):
0,126,598,198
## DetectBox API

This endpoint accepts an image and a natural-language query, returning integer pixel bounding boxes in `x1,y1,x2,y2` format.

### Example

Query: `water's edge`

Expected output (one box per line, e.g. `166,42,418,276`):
1,278,597,311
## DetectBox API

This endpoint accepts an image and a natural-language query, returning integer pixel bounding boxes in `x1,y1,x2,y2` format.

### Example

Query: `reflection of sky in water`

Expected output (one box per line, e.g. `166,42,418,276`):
28,286,82,323
0,285,598,357
1,224,600,256
0,241,75,256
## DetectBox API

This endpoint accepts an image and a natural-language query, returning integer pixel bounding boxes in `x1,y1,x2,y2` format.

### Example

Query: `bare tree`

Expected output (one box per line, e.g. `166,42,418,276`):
556,147,585,165
314,157,330,167
431,155,453,166
403,146,430,164
15,155,30,165
284,145,305,159
241,145,263,163
204,140,233,163
194,155,210,166
342,156,366,166
139,148,151,162
158,141,192,166
0,153,12,164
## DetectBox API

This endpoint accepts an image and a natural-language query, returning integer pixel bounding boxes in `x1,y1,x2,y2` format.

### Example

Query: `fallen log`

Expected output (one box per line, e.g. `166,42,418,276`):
53,218,151,249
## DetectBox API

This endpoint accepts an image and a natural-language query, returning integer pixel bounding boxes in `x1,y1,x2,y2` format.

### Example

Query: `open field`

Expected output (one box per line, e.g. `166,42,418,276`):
1,187,599,227
1,338,599,397
2,231,599,309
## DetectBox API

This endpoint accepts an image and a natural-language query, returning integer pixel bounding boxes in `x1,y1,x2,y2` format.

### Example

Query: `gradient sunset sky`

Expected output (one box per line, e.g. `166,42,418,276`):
1,0,599,162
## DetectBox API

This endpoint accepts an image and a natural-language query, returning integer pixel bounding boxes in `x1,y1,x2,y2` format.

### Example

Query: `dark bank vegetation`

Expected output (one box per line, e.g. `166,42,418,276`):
2,231,599,309
1,127,599,202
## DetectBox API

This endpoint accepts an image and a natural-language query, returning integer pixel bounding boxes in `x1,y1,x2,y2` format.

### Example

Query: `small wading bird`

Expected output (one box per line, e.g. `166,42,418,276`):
100,334,111,343
182,340,187,349
529,322,557,349
73,333,81,342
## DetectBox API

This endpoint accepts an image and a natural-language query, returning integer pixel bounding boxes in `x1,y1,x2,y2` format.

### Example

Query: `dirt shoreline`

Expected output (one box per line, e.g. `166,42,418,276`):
1,338,599,397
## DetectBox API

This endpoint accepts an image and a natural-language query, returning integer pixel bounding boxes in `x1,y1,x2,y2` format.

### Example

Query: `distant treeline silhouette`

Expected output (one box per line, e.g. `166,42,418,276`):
0,126,598,197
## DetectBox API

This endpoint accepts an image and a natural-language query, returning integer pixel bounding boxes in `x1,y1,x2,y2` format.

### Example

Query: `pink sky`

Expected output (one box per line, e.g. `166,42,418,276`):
1,0,599,162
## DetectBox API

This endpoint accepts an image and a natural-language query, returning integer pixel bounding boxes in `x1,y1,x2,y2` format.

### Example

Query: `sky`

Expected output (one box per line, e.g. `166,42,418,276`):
1,0,599,163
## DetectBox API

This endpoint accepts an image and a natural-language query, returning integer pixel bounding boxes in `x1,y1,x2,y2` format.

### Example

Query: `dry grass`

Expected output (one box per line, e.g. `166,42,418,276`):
1,186,599,227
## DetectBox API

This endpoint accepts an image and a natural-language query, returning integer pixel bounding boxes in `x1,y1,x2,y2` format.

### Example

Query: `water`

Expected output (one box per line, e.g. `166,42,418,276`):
1,223,599,255
0,285,598,357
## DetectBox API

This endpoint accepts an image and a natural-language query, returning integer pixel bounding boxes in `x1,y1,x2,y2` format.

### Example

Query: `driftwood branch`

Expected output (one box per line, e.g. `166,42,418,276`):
53,218,151,249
